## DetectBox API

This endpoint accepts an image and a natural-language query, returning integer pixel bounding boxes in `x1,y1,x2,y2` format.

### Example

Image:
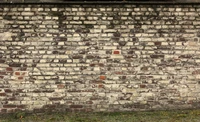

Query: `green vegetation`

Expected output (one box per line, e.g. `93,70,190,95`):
1,109,200,122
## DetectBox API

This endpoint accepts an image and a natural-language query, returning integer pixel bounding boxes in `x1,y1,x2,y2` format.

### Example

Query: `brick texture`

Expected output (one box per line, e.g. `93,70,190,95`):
0,4,200,113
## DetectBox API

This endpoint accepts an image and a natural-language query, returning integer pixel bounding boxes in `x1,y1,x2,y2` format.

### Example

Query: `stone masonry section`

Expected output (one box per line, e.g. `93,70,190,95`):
1,4,200,113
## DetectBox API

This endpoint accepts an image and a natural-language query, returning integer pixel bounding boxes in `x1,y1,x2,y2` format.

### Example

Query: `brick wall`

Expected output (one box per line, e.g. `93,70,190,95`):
0,4,200,113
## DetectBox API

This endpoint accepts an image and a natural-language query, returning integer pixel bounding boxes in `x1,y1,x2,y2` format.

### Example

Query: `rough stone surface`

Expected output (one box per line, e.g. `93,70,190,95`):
0,4,200,113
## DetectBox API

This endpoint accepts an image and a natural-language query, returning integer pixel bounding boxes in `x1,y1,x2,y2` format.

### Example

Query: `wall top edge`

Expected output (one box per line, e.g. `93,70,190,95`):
1,1,200,5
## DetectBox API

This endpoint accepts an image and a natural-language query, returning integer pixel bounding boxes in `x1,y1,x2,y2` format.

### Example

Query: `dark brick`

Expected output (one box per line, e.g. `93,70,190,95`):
17,105,26,109
150,55,164,58
53,37,67,41
86,55,95,59
140,84,146,88
0,93,6,96
141,67,148,71
132,37,138,42
43,104,56,109
90,63,95,67
154,42,161,46
33,109,45,113
0,76,4,79
9,63,21,67
52,51,58,54
4,89,12,93
118,41,126,46
3,104,16,108
128,51,134,54
0,60,5,63
59,59,67,63
1,109,7,113
16,89,23,92
70,105,83,108
72,55,83,59
113,32,121,37
121,76,126,80
179,55,193,58
179,38,186,42
98,63,104,67
49,97,63,101
75,28,82,33
8,97,16,101
192,70,200,75
91,80,103,84
81,89,95,92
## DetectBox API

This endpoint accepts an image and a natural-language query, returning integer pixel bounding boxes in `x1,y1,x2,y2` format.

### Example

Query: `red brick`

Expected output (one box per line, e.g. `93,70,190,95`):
115,72,123,75
15,72,20,75
57,84,65,89
18,77,24,80
113,50,120,54
140,84,146,88
6,67,13,72
98,84,104,88
0,76,4,79
0,93,6,96
100,75,106,80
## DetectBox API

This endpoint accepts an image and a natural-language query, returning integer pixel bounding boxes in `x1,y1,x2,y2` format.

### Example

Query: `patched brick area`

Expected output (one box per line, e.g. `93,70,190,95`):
1,4,200,113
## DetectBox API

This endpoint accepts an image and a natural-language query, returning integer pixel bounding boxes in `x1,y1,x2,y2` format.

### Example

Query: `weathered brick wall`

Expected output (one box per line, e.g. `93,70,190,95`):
1,4,200,113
